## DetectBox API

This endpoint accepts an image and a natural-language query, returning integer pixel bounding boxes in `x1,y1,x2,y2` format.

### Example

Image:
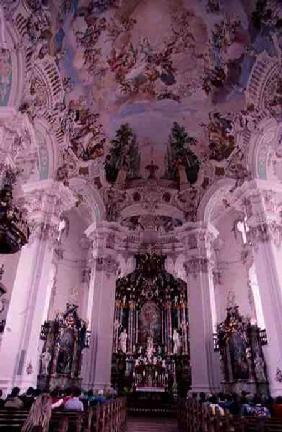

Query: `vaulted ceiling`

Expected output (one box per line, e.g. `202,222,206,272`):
2,0,282,225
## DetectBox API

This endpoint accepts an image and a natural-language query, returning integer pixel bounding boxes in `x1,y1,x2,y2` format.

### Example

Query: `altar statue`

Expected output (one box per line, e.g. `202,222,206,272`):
41,349,51,375
146,335,154,361
173,329,181,355
119,328,127,353
254,355,267,382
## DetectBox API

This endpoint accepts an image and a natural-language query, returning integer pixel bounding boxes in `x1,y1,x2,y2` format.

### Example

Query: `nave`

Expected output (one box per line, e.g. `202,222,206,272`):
3,0,282,425
127,417,178,432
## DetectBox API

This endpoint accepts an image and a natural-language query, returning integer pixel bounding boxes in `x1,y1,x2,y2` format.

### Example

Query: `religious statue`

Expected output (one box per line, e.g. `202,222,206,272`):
173,329,182,355
57,327,75,374
119,328,127,354
228,331,249,380
146,335,154,361
113,319,121,352
254,355,267,383
40,349,51,375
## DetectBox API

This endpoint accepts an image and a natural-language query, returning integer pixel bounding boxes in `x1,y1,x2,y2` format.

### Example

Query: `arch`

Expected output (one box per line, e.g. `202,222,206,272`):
197,178,235,225
69,177,106,226
247,117,280,182
0,18,25,108
119,203,185,221
33,118,60,181
244,51,282,183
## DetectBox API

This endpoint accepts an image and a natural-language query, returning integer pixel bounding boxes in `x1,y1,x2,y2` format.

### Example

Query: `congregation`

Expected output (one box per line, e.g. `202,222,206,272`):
0,385,118,431
0,386,118,410
190,391,282,419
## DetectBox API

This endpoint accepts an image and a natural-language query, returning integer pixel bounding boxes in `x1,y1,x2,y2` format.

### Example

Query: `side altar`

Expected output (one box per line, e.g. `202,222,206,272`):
37,303,90,390
111,253,191,398
215,306,269,395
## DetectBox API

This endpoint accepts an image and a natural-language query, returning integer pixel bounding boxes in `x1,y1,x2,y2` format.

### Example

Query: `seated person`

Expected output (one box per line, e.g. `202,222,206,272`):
96,389,106,404
64,387,84,412
4,387,24,409
85,389,97,408
226,393,241,416
240,394,254,416
21,393,52,432
50,388,64,410
251,395,271,417
207,395,225,416
21,387,35,409
0,390,4,408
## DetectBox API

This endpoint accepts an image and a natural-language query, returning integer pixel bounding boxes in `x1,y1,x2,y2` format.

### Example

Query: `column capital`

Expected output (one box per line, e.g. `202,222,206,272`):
21,180,77,243
184,256,210,277
233,180,282,247
85,221,123,253
176,221,218,254
92,255,119,277
233,179,282,217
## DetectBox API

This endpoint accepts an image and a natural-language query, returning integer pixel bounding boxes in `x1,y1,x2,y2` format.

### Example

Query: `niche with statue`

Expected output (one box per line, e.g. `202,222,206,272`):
38,303,90,390
215,306,268,395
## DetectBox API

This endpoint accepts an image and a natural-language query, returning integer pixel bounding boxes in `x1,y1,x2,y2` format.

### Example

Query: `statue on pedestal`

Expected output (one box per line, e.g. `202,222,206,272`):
119,328,127,354
173,329,182,355
146,335,154,361
40,349,51,375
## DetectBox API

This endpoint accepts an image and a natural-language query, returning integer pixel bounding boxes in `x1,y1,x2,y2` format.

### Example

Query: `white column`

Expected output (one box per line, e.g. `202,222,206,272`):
182,224,221,393
0,180,75,393
82,224,119,390
241,180,282,396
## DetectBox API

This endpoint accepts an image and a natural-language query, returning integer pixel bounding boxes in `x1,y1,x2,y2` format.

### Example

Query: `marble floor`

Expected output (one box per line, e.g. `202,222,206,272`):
127,417,178,432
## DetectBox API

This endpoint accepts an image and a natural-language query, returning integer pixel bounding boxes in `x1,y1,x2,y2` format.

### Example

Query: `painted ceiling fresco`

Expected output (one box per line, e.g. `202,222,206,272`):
3,0,282,223
49,0,281,147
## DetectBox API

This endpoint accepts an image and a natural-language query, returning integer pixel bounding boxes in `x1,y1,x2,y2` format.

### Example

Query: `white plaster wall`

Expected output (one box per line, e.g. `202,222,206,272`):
0,253,20,323
214,212,251,323
48,209,89,321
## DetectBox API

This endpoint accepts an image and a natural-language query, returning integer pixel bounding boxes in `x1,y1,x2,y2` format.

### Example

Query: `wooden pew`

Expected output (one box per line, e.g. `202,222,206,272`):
91,398,126,432
50,411,84,432
0,409,83,431
177,398,282,432
0,408,29,431
0,397,127,432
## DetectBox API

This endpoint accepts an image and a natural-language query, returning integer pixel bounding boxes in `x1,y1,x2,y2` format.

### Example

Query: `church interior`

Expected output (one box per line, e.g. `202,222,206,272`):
1,0,282,431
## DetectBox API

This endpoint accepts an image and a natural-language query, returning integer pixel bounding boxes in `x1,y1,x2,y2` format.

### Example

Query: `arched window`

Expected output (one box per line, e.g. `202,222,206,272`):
248,263,266,329
236,217,249,245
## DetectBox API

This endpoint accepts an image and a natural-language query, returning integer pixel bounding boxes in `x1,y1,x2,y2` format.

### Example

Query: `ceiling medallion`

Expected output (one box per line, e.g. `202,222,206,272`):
0,168,30,254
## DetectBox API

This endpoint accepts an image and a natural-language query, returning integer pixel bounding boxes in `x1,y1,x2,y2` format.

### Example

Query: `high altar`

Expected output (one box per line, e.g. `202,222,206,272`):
111,253,191,397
